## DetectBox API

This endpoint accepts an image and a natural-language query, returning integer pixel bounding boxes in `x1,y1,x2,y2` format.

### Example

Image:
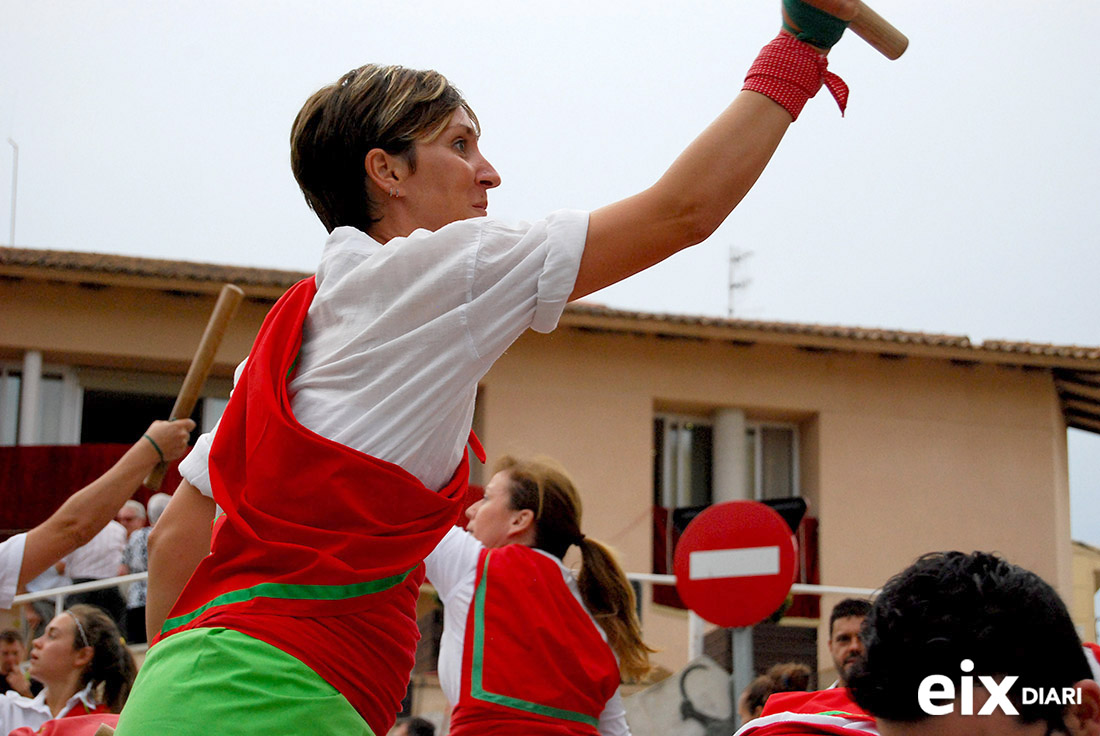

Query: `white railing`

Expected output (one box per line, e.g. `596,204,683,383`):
13,572,149,614
12,571,877,665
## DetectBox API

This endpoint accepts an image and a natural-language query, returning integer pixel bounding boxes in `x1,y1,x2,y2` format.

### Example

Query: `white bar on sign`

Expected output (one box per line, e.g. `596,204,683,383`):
689,546,779,580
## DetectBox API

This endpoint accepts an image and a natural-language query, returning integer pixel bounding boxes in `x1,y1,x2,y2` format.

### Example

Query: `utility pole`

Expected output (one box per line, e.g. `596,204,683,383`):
728,245,752,318
7,138,17,247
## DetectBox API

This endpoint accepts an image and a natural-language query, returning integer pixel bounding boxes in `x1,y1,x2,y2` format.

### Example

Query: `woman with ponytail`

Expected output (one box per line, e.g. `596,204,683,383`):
425,456,654,735
0,604,135,734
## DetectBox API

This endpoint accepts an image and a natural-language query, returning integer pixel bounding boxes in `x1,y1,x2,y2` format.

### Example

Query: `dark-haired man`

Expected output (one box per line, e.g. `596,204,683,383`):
736,552,1100,735
827,598,870,688
848,551,1100,735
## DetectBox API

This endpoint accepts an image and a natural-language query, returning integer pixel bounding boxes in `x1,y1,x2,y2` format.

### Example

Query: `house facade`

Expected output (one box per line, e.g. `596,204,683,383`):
3,246,1099,681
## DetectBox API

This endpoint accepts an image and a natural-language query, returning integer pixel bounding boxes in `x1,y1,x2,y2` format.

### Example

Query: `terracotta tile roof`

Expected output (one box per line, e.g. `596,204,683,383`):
564,302,1100,363
567,302,975,348
4,245,1099,364
0,246,309,289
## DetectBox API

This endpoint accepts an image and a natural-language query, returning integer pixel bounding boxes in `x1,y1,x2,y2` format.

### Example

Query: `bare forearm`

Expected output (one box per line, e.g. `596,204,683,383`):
656,92,791,240
38,439,160,545
573,91,791,300
18,419,193,589
145,479,214,640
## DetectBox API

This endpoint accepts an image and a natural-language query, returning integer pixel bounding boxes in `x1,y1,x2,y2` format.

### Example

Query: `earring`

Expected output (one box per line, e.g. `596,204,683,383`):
389,188,399,198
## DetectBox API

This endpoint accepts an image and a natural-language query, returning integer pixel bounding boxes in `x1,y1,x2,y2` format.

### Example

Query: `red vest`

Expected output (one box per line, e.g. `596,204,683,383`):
450,545,621,735
156,277,474,732
7,712,119,736
739,688,879,735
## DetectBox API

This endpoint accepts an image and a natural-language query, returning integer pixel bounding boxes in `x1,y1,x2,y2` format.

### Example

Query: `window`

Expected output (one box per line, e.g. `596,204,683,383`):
654,413,799,507
0,363,81,446
653,415,713,508
80,389,188,444
0,369,20,445
746,424,799,501
1,362,229,447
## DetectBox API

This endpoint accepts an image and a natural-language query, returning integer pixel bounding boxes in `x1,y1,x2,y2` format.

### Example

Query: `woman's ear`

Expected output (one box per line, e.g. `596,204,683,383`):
363,148,408,193
1065,680,1100,736
510,508,535,536
73,644,94,669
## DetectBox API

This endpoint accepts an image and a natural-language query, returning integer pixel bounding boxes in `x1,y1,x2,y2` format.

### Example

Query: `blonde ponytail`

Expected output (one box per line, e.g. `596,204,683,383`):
575,537,656,682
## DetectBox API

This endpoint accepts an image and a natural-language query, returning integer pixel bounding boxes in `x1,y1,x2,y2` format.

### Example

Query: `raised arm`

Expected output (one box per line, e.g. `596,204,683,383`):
18,418,195,589
571,0,857,300
145,478,215,640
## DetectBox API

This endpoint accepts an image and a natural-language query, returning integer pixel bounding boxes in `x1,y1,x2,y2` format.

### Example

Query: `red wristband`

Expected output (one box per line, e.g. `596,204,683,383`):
742,33,848,120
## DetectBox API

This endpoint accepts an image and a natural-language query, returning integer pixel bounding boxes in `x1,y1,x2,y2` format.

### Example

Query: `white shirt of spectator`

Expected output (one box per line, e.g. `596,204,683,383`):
61,521,126,580
0,534,27,610
0,682,99,734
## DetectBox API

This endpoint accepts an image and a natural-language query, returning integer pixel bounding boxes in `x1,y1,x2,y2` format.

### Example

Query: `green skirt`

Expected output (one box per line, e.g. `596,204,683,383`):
115,627,373,735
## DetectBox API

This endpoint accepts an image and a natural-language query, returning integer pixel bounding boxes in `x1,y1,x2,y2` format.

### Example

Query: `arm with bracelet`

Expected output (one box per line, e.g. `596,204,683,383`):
14,419,195,593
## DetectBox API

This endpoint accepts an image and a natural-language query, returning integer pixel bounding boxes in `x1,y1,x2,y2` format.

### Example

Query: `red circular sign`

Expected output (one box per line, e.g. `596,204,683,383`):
673,500,797,628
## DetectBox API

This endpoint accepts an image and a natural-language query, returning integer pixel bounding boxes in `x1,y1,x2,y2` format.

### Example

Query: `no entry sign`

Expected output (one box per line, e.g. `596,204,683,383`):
673,500,797,628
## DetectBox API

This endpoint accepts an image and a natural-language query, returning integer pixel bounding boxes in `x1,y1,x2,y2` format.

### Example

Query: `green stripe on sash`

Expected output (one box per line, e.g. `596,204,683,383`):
162,566,415,635
469,551,600,727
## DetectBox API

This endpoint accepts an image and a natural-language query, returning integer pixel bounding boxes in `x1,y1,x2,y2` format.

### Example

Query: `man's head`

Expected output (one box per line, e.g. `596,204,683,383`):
115,499,146,538
0,629,25,675
147,492,172,526
828,597,871,686
848,551,1100,736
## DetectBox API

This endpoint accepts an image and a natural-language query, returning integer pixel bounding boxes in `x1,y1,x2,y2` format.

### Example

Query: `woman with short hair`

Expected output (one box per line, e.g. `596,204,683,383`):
125,2,861,733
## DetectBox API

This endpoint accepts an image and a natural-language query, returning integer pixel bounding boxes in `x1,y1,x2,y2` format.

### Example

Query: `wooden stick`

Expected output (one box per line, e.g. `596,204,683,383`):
143,283,245,490
802,0,909,60
849,1,909,60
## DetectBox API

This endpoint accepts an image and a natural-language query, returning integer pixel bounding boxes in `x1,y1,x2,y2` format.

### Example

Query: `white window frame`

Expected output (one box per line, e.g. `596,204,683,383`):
0,361,82,446
655,413,801,506
656,413,712,508
745,421,801,501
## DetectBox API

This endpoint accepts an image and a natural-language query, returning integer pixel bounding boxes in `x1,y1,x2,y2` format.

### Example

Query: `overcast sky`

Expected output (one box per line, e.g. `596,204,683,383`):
4,1,1099,547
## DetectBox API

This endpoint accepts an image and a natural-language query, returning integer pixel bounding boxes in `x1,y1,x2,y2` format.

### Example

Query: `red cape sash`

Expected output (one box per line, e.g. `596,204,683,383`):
155,277,475,732
451,544,621,735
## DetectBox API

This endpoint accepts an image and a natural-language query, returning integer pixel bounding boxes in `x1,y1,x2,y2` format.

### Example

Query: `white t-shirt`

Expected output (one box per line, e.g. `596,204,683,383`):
0,683,100,734
425,527,630,736
61,520,126,580
181,211,587,493
0,533,27,610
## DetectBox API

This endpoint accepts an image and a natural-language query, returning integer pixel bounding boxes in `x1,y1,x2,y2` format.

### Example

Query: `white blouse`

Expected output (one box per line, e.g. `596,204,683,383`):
0,683,100,734
181,211,587,493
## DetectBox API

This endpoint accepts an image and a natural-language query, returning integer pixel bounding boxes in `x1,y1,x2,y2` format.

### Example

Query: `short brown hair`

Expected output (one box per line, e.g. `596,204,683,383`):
742,662,813,717
289,64,477,233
